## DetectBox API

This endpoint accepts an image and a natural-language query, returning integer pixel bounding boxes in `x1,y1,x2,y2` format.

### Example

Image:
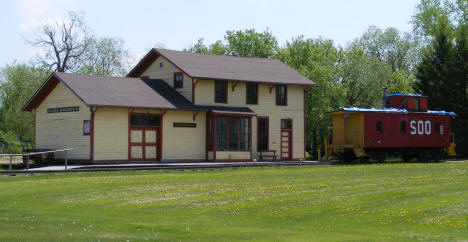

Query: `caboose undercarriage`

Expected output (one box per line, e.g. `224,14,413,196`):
319,136,456,163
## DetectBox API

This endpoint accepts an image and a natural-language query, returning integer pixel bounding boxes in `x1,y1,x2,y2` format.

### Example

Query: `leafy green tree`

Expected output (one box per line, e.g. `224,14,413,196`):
185,38,227,55
338,44,393,108
0,63,49,148
357,26,421,74
77,37,130,76
224,28,278,58
413,0,468,156
452,24,468,156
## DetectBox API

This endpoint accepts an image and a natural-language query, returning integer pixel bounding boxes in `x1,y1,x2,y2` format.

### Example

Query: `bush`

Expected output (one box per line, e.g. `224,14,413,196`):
0,132,21,154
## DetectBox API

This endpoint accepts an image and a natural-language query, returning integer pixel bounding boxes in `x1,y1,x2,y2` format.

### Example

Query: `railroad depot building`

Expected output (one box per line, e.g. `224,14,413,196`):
23,49,315,163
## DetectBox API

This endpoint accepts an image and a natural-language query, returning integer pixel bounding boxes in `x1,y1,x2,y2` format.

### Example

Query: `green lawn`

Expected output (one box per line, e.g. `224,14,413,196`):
0,163,467,241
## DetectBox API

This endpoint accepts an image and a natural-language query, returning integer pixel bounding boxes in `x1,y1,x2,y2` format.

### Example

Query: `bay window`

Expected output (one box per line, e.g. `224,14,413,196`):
209,116,250,151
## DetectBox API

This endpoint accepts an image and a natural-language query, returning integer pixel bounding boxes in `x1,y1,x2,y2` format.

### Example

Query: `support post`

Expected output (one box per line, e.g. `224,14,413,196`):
64,150,68,170
26,155,29,171
9,155,12,171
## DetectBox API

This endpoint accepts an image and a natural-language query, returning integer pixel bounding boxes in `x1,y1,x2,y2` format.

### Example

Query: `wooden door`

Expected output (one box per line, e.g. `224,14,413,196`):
280,119,292,160
130,127,159,161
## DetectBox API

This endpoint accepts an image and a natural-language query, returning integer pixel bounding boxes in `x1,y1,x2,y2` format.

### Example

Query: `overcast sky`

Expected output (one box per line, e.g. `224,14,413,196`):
0,0,420,67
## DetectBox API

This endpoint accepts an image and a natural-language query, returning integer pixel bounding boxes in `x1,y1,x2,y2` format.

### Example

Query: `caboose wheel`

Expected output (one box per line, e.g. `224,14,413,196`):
417,150,431,162
359,157,370,163
368,150,386,163
341,149,356,163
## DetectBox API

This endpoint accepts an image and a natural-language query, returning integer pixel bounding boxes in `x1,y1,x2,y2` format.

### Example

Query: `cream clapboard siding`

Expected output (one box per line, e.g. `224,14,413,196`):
93,107,128,161
35,82,90,160
195,80,305,160
162,110,206,160
141,56,192,101
215,151,250,160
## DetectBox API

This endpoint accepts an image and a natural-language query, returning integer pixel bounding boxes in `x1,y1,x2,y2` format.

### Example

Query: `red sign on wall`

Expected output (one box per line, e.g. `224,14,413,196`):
83,120,91,136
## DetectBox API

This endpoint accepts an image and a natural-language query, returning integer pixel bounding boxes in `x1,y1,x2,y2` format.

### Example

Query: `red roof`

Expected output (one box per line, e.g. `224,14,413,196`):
128,48,316,86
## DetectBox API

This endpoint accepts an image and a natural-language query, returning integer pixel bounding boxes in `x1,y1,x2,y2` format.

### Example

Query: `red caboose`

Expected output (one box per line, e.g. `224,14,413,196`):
321,94,456,162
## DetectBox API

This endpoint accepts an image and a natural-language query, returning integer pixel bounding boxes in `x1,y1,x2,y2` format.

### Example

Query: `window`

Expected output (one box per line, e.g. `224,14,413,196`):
434,122,440,134
211,116,250,151
415,98,419,110
276,85,287,106
159,62,163,68
257,117,269,151
130,115,160,126
240,118,249,150
228,117,239,150
281,119,292,130
174,72,183,88
215,80,227,103
400,121,407,132
216,117,227,150
400,98,407,108
246,83,258,104
376,121,382,132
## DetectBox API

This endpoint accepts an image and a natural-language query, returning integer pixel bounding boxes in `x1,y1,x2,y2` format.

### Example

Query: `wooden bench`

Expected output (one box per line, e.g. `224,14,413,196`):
259,150,277,162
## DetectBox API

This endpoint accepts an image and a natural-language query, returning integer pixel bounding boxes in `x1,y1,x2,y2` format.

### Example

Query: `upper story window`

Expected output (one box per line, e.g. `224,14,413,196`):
276,85,287,106
215,80,227,103
174,72,183,88
246,83,258,105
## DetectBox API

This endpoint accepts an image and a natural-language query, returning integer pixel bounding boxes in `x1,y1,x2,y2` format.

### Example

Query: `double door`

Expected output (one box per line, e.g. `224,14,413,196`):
130,126,160,161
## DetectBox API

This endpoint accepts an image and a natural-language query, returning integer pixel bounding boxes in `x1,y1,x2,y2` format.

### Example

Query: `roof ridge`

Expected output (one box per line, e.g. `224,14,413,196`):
154,48,282,62
55,72,141,80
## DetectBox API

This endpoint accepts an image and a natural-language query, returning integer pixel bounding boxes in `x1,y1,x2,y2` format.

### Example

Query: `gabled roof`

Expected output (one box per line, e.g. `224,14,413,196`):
23,72,177,111
128,48,316,86
23,72,254,115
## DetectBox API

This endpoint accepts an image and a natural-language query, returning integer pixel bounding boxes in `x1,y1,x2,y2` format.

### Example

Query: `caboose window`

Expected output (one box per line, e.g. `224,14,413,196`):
415,98,419,110
434,122,440,134
400,121,406,132
376,121,382,132
401,98,407,108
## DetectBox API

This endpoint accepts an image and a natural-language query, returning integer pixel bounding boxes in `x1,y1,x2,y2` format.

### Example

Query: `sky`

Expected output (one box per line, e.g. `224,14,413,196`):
0,0,421,67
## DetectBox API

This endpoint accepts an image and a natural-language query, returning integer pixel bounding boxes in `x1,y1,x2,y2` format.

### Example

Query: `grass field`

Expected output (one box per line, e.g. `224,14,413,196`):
0,163,467,241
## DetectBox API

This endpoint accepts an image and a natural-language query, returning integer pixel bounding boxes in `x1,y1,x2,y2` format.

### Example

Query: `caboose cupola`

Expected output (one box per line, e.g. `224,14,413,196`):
384,94,428,112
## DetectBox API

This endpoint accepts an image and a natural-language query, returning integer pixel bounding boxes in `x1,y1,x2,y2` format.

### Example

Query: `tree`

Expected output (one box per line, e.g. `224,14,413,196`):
186,29,278,58
185,38,227,55
77,37,130,76
339,44,393,108
0,63,49,149
225,28,278,58
452,24,468,156
30,11,92,72
357,26,420,74
413,0,468,157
